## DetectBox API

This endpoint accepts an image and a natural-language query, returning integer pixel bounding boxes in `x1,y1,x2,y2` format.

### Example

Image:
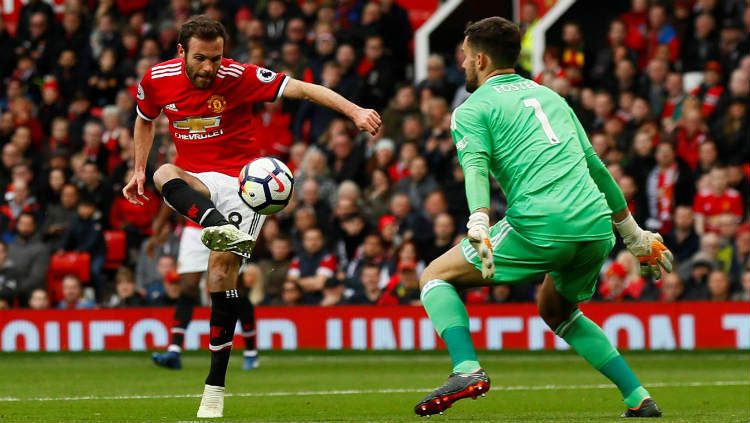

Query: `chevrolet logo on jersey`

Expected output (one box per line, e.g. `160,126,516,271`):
173,116,221,133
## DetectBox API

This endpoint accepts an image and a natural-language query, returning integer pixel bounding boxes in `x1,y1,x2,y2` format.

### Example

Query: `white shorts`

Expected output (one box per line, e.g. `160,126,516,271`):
176,171,266,274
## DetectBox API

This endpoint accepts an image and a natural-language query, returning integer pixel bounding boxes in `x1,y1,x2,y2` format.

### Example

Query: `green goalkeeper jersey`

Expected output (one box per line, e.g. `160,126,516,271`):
451,73,613,242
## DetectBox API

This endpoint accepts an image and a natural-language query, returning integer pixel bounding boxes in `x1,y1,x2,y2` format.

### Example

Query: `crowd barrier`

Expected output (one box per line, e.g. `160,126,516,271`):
1,302,748,352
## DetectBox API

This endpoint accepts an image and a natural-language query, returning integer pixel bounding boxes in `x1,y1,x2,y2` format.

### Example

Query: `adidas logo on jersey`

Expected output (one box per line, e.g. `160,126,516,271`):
165,103,179,112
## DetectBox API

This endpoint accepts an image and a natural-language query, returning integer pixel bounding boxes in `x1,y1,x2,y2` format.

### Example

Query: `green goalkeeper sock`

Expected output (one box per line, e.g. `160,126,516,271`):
556,309,650,408
421,280,480,374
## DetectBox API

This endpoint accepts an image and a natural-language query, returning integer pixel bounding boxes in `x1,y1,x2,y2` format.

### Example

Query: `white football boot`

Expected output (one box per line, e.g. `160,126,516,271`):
196,384,225,418
200,224,255,258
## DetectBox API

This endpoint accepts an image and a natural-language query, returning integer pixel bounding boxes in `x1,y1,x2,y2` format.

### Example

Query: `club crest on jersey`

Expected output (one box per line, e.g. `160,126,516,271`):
256,67,277,83
207,95,226,113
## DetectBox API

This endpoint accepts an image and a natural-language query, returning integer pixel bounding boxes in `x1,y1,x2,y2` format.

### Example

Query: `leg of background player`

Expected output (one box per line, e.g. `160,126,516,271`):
414,246,491,417
537,275,661,416
236,285,259,370
197,251,242,419
152,272,202,370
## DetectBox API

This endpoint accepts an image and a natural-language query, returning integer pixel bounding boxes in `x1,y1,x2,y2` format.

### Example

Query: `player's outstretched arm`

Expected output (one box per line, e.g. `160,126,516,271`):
451,105,494,278
123,115,155,206
569,109,673,278
281,78,381,135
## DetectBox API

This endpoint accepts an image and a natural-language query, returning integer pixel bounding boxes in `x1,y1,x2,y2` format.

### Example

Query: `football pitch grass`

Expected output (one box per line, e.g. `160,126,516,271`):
0,351,747,422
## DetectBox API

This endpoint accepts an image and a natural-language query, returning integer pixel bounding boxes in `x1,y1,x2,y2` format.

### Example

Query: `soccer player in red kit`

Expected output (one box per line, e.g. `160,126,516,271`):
122,16,380,418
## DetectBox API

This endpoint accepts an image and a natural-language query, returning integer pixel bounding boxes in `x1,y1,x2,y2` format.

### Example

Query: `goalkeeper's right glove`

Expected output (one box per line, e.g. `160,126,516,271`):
614,214,674,279
467,212,495,279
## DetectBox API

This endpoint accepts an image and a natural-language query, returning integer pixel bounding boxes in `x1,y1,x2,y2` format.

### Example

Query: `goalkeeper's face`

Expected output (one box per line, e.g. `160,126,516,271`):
461,38,479,93
180,36,224,89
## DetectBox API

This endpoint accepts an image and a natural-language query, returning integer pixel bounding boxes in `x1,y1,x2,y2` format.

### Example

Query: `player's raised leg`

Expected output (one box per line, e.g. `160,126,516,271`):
153,164,255,257
197,251,243,419
152,272,201,369
414,245,490,417
537,274,662,417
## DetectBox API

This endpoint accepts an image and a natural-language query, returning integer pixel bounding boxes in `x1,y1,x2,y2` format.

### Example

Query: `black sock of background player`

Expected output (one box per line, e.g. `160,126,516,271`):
168,293,197,351
205,290,240,387
237,295,257,353
161,179,229,227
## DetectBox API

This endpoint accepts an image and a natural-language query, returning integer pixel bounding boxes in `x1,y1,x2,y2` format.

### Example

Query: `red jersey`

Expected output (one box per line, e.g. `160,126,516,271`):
693,188,744,232
136,58,288,176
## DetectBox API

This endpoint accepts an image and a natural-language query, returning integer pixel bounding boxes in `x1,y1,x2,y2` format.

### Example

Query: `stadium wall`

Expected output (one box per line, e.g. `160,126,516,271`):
1,303,748,352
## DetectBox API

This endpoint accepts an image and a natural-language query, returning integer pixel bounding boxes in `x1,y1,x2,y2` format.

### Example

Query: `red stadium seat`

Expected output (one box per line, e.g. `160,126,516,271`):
47,252,91,302
103,230,127,270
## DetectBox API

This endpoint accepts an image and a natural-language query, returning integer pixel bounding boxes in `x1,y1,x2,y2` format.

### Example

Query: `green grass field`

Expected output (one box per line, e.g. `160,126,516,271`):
0,351,747,422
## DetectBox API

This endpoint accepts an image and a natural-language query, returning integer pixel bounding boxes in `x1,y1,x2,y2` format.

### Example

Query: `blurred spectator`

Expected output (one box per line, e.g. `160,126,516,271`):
279,279,303,306
693,166,744,234
107,267,148,308
75,159,112,218
0,240,20,307
674,108,707,171
287,227,336,304
109,168,160,251
690,61,724,119
345,232,387,279
643,3,680,66
344,262,383,304
732,271,750,301
518,1,539,73
682,13,720,72
423,213,456,264
333,213,370,271
707,270,731,301
645,142,695,233
363,167,392,225
258,235,293,304
598,251,648,301
58,197,105,297
711,98,750,164
239,264,265,306
395,156,438,211
358,35,395,111
663,206,701,265
0,179,40,233
320,277,344,306
28,288,50,310
658,273,686,302
41,179,80,244
389,193,432,246
560,22,585,84
57,274,95,310
7,213,49,304
379,259,420,305
135,217,179,290
327,130,367,186
144,254,180,305
381,85,419,140
416,54,456,104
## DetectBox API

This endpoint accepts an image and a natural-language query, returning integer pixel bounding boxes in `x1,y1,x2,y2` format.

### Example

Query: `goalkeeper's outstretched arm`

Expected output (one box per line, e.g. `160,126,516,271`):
569,109,673,277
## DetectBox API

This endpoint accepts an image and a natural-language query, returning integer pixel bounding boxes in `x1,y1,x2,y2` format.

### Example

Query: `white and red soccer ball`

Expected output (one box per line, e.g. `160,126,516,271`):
238,157,294,215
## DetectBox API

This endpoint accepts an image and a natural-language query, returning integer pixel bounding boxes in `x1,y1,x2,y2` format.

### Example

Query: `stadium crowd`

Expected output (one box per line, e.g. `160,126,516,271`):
0,0,748,310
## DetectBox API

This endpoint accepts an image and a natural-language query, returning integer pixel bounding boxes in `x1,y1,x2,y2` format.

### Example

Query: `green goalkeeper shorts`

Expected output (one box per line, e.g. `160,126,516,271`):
460,218,615,303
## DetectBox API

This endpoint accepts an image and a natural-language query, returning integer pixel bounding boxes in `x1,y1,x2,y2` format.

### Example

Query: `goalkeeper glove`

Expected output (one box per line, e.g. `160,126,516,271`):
614,214,674,279
467,212,495,279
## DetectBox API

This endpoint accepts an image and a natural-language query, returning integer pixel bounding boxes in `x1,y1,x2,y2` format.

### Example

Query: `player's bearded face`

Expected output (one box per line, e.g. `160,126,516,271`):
462,39,479,93
181,37,224,89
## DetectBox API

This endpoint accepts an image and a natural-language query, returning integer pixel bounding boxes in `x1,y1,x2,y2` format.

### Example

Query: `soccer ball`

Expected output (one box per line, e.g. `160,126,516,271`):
238,157,294,215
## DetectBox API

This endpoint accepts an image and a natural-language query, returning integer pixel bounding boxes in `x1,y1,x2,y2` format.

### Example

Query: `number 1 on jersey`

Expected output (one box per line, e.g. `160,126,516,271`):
523,98,560,145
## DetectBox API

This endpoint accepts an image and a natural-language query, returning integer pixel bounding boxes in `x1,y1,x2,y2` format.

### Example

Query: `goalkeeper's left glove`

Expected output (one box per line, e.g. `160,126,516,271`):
467,212,495,279
614,214,674,279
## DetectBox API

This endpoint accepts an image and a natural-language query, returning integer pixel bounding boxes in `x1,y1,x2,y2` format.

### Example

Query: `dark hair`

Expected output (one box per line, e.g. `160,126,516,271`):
177,15,228,53
464,17,521,69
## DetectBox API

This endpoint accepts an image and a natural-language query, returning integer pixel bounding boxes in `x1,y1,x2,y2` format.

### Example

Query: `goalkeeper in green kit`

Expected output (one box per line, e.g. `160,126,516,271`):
414,17,672,418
